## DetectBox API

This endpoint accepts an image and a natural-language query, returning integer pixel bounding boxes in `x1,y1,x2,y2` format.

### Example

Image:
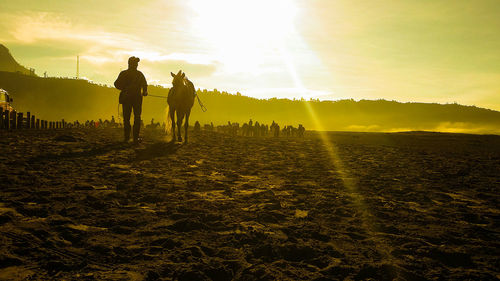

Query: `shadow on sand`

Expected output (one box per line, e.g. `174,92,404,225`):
134,141,181,161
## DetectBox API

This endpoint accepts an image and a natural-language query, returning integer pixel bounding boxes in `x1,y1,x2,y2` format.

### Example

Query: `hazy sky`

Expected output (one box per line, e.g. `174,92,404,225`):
1,0,499,110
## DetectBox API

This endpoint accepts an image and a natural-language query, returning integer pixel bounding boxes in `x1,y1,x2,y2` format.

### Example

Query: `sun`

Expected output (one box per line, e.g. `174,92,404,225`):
187,0,299,73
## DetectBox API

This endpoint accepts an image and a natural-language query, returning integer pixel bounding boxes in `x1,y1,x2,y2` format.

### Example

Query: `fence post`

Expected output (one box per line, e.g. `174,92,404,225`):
31,115,35,129
17,112,23,129
4,110,9,129
26,112,31,129
62,119,65,128
36,118,40,129
11,110,16,129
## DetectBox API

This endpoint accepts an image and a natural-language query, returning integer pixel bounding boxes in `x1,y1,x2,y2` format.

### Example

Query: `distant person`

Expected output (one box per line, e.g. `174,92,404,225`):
271,121,280,137
194,121,201,132
242,123,249,136
114,56,148,143
298,124,305,137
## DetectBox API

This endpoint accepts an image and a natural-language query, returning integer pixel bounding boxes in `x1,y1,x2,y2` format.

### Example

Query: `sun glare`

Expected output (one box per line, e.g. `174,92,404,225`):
188,0,299,73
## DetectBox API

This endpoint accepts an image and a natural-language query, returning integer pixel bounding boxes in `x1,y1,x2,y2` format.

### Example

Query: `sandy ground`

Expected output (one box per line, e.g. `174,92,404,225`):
0,128,499,280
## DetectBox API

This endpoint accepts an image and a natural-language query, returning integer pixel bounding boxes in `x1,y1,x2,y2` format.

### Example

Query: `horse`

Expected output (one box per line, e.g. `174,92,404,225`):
167,70,195,143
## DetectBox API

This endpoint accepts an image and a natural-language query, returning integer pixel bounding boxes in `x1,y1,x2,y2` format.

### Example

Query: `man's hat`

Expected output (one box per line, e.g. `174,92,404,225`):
128,56,140,64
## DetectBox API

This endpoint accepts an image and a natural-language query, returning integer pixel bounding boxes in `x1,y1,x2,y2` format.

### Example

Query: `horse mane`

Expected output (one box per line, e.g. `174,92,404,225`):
183,77,193,87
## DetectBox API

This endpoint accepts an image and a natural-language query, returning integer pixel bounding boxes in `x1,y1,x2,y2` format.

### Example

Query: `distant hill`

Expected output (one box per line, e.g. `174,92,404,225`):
0,44,499,134
0,44,32,75
1,71,500,134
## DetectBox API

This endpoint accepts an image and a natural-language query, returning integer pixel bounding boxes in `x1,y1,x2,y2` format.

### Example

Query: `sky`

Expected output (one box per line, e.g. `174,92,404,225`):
1,0,499,110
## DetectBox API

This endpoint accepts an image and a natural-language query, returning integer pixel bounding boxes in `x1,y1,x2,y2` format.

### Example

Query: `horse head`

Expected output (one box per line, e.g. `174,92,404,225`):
170,70,185,88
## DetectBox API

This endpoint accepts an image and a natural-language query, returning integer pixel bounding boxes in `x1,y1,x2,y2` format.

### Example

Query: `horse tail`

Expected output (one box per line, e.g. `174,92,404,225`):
165,103,172,135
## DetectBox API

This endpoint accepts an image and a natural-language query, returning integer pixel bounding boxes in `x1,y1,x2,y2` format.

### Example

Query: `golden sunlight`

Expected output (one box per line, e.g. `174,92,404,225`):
2,1,500,279
188,0,299,73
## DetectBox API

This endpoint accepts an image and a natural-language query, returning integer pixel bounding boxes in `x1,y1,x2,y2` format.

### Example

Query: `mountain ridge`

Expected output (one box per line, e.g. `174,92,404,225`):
1,70,499,134
0,44,499,134
0,44,32,75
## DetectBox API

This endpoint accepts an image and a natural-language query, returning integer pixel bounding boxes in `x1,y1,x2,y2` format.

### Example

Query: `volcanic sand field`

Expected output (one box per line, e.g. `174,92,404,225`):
0,129,499,280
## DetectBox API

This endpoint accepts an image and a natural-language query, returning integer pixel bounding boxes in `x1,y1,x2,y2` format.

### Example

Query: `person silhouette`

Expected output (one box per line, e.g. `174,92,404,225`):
114,56,148,143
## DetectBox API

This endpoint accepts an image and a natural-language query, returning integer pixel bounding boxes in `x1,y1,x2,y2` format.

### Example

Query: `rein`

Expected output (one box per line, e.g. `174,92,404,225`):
148,94,168,99
195,93,207,112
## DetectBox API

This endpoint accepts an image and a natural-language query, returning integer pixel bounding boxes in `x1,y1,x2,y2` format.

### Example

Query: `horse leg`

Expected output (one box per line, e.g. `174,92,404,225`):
184,111,190,143
176,111,183,142
170,108,176,142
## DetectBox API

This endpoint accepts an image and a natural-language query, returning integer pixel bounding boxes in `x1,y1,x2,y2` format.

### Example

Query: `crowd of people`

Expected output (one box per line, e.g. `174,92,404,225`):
71,116,122,129
194,119,306,137
66,117,306,138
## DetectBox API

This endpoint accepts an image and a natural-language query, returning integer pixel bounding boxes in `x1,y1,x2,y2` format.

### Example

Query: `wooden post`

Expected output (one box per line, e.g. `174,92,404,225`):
26,112,31,129
4,110,9,129
0,108,3,130
17,112,23,129
62,119,66,128
36,119,40,129
31,115,35,129
11,110,16,129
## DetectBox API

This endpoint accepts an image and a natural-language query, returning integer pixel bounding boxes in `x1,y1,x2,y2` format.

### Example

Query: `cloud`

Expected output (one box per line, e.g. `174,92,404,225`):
2,2,500,111
4,12,135,47
0,11,219,83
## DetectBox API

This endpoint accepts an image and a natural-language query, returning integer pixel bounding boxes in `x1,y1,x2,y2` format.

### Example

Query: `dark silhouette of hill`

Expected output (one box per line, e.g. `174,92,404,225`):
1,70,499,134
0,44,32,75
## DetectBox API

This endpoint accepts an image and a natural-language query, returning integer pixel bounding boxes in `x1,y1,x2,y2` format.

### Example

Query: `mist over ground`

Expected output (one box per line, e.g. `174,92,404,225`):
1,71,499,134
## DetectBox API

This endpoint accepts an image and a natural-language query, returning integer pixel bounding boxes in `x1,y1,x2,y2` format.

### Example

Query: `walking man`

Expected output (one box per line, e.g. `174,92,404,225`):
114,56,148,143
